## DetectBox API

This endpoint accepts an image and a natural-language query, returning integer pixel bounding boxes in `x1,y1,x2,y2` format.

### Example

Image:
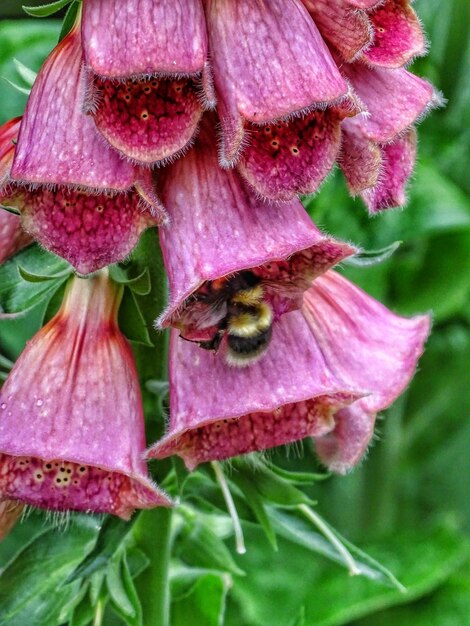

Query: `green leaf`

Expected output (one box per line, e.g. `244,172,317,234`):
18,264,72,283
269,508,403,589
237,463,313,507
67,517,136,584
118,289,154,347
230,472,278,550
265,462,330,485
345,241,402,267
0,517,98,626
2,77,30,95
58,0,80,41
22,0,73,17
12,57,37,86
176,508,245,577
0,245,71,316
109,266,151,296
107,554,142,626
170,567,231,626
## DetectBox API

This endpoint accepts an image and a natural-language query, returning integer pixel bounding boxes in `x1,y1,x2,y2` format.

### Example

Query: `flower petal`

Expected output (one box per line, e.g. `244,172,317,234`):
7,187,157,275
0,211,32,265
302,270,430,414
362,128,417,212
0,273,171,518
157,120,355,328
11,25,135,191
362,0,426,68
339,124,383,194
302,0,373,62
206,0,348,161
82,0,207,77
343,63,437,142
314,403,376,474
89,75,203,165
237,107,345,200
148,316,363,469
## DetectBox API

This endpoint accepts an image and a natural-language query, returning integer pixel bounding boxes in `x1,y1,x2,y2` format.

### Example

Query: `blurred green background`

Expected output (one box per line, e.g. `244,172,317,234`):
1,1,470,625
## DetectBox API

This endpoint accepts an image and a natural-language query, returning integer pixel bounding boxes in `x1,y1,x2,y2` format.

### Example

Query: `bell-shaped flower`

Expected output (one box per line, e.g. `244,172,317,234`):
338,62,439,211
81,0,209,164
6,27,165,274
156,118,356,347
0,118,32,263
148,271,429,471
205,0,359,200
0,271,171,519
302,0,426,67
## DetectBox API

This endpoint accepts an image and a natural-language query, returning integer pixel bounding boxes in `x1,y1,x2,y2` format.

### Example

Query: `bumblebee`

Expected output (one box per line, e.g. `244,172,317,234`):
189,271,274,367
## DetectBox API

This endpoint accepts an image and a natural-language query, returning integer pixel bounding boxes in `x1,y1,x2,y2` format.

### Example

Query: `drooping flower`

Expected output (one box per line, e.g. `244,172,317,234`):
6,26,166,274
81,0,209,164
0,271,171,519
156,118,356,356
148,271,429,471
0,118,32,264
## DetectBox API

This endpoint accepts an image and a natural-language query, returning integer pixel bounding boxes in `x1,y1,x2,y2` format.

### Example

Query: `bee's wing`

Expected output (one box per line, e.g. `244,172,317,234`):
178,296,228,330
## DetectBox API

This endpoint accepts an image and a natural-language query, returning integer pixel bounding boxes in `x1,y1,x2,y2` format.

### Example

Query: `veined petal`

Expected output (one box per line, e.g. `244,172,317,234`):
362,0,426,68
302,0,373,62
11,25,135,191
147,317,363,470
0,272,171,519
89,75,203,165
362,128,417,212
82,0,207,78
302,270,430,414
343,63,437,142
157,119,355,330
0,117,21,189
206,0,348,161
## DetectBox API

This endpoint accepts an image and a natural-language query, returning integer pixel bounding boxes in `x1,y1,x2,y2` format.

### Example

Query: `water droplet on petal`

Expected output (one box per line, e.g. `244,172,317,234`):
36,399,44,407
0,403,6,410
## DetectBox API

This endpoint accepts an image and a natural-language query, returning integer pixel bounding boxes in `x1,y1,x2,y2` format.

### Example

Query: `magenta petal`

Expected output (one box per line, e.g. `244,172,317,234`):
0,211,32,265
90,75,203,165
9,187,157,275
302,270,430,414
339,124,382,194
314,404,376,474
363,0,426,68
82,0,207,77
157,122,356,329
343,63,437,142
302,0,372,62
147,316,363,469
0,273,171,518
0,117,21,190
237,108,345,200
11,25,135,191
207,0,348,160
362,128,417,212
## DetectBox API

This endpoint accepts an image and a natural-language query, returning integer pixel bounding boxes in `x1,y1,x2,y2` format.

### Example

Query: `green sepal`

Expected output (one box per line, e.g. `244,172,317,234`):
345,241,402,267
22,0,73,17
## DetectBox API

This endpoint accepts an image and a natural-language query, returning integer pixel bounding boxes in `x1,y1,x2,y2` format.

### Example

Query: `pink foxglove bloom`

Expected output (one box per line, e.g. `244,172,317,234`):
0,271,171,519
156,120,355,361
0,118,32,263
81,0,209,164
148,271,429,471
6,27,166,274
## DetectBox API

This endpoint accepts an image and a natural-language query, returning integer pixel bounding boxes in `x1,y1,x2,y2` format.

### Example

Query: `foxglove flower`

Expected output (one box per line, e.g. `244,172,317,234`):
148,271,429,471
0,271,171,519
0,118,32,263
6,26,166,274
156,119,355,348
81,0,209,164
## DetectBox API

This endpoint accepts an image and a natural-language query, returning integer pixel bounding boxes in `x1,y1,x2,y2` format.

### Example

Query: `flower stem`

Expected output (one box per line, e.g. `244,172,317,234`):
212,461,246,555
299,504,360,576
129,229,173,626
133,507,173,626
